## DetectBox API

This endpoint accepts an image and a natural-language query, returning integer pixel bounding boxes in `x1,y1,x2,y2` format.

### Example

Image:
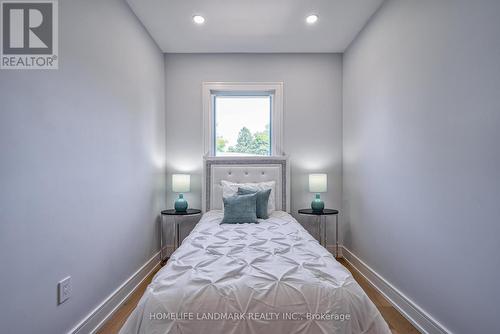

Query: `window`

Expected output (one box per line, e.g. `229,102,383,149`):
214,95,271,156
203,82,283,157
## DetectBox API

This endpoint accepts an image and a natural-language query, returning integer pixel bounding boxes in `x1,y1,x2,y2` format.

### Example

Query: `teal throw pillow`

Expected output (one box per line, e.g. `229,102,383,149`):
221,193,258,224
237,187,271,219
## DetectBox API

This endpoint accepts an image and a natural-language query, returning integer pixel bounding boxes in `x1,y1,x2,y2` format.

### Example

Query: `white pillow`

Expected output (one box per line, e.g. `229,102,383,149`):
221,180,276,214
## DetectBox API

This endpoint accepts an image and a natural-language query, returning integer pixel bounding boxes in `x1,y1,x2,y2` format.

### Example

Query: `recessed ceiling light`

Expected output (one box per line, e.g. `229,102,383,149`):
306,14,319,24
192,15,205,25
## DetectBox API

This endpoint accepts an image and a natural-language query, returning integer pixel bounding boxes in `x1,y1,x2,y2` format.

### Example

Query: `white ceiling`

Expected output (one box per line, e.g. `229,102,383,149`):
126,0,384,53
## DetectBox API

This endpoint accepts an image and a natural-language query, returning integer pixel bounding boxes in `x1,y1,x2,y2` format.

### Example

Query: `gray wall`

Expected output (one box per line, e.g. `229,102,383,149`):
0,1,165,333
343,1,500,333
165,54,342,238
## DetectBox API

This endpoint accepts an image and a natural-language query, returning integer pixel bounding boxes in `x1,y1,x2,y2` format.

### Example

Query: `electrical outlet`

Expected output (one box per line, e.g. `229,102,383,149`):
58,276,71,304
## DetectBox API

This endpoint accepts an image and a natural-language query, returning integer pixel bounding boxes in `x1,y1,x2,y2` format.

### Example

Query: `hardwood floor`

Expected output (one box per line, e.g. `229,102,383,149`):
96,268,158,334
98,258,419,334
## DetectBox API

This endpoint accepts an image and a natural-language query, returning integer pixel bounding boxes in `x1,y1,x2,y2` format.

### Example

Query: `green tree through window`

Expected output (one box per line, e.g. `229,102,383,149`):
226,125,270,155
216,136,228,152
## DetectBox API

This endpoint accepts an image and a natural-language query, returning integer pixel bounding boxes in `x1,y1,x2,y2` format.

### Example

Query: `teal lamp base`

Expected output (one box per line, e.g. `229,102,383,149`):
311,193,324,212
174,194,188,212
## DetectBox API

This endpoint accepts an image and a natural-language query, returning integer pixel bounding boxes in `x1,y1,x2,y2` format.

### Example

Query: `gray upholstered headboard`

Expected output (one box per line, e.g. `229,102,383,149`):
202,156,290,212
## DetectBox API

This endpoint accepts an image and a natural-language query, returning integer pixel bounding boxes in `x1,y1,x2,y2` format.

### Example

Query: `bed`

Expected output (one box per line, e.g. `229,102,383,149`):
119,157,391,334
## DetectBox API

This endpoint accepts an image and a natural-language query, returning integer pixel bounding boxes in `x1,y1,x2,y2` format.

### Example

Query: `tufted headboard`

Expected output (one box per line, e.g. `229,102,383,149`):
203,156,290,212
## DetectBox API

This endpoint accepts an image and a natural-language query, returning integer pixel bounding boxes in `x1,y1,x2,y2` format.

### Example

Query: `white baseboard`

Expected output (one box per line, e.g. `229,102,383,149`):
341,246,451,334
69,251,161,334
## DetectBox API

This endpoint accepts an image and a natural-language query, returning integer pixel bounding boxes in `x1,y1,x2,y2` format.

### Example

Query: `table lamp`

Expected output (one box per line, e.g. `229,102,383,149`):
172,174,190,212
309,173,327,212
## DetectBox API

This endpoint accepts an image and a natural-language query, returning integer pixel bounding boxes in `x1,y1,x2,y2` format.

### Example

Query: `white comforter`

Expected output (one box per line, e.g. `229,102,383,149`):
120,211,390,334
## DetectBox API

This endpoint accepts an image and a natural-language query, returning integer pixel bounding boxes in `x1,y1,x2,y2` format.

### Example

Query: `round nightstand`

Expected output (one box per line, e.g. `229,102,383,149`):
160,209,202,263
298,209,339,258
161,209,202,216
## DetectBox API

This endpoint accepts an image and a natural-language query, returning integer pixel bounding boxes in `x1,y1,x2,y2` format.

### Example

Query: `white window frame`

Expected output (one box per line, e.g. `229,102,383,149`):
202,82,284,157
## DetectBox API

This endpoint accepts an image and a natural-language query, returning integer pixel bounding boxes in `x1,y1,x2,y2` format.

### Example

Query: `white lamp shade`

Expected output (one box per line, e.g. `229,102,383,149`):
309,174,327,193
172,174,190,193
